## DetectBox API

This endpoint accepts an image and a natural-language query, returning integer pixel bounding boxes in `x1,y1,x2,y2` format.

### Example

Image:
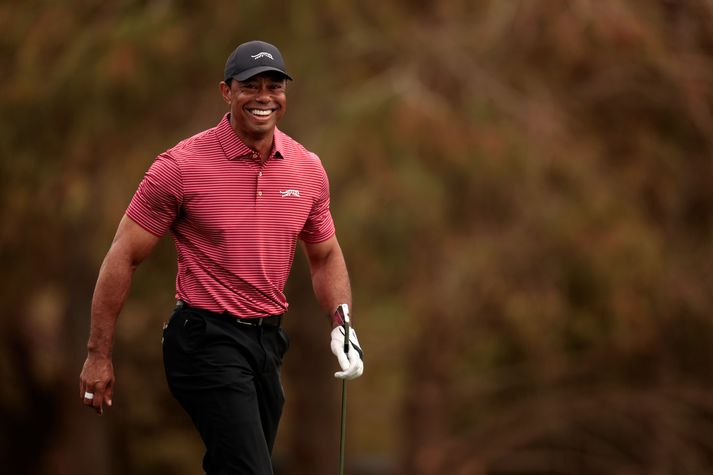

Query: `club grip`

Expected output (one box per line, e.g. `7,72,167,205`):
336,304,350,355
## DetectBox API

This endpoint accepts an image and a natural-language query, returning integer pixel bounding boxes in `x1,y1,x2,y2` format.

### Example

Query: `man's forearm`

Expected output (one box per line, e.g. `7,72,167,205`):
87,248,137,357
81,215,158,414
310,246,352,327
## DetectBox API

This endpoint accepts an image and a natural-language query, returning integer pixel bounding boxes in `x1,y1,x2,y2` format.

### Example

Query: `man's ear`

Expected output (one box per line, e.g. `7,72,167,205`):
219,81,231,104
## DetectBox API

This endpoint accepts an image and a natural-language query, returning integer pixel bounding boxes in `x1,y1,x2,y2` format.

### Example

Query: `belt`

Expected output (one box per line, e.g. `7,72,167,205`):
175,300,282,328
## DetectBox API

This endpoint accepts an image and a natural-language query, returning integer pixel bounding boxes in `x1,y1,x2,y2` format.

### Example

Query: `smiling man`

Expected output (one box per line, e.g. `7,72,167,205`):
79,40,364,475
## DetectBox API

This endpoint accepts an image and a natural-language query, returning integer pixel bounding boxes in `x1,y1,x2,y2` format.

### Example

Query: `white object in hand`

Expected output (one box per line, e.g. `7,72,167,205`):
330,326,364,380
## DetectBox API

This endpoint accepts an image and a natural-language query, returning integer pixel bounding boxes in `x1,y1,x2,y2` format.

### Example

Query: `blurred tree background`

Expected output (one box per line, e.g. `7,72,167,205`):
2,0,713,474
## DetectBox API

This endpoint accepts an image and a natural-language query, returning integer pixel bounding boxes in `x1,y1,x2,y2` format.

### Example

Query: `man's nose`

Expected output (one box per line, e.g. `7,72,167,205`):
256,86,270,101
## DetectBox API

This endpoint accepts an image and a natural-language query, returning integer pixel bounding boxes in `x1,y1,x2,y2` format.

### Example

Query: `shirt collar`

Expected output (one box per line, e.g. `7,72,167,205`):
216,113,285,161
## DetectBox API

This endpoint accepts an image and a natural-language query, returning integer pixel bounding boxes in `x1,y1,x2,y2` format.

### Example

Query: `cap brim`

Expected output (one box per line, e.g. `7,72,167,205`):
230,66,293,82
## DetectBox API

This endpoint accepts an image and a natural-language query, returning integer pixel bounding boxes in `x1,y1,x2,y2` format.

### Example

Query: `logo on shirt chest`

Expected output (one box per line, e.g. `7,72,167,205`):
279,189,300,197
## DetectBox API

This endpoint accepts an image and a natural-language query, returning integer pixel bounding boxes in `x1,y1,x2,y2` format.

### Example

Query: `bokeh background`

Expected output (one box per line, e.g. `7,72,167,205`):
3,0,713,474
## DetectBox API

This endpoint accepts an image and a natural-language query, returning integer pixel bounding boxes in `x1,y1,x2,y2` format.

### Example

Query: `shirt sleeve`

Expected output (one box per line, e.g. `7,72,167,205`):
299,159,336,243
125,152,183,237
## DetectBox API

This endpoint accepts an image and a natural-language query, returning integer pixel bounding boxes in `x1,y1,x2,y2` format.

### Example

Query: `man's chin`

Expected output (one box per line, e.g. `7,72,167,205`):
244,115,277,131
250,122,275,134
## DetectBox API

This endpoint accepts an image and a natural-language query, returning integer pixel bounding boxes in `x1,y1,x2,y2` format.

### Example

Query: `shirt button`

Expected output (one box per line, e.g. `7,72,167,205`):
258,171,262,177
252,152,258,159
257,191,262,197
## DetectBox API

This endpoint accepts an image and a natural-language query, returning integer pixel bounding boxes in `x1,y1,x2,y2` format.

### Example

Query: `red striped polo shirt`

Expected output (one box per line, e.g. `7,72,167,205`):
126,113,335,317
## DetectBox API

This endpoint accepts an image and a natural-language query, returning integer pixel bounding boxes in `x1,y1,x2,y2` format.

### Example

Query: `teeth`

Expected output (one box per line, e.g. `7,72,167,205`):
250,109,272,116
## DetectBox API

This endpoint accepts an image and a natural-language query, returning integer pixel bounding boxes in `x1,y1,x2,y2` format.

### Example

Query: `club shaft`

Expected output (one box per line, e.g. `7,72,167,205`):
339,379,347,474
339,316,350,474
337,305,350,475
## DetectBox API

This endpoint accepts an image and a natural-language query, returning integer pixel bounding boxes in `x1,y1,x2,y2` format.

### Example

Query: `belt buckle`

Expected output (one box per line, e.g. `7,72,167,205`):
235,316,268,326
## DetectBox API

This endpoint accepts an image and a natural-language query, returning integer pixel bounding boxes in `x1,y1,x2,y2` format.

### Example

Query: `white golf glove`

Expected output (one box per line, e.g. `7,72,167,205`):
330,326,364,380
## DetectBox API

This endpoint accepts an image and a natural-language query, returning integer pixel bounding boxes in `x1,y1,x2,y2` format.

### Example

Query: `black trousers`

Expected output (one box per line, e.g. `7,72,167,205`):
162,306,289,475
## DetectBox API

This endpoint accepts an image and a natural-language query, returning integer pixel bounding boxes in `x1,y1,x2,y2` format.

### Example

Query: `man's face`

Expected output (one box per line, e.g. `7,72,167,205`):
221,72,287,139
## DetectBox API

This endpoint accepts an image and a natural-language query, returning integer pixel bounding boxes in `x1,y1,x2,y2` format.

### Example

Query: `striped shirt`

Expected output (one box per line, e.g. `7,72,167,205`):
126,113,335,317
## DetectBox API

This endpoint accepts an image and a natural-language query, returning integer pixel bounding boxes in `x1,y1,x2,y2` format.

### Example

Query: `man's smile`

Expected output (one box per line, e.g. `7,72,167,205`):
247,108,277,119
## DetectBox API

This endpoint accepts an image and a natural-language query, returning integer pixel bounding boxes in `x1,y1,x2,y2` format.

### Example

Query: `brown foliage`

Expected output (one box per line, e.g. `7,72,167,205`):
390,1,713,474
1,1,713,474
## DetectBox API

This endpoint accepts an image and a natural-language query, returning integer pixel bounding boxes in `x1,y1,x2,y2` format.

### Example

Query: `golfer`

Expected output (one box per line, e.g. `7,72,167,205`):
79,40,364,474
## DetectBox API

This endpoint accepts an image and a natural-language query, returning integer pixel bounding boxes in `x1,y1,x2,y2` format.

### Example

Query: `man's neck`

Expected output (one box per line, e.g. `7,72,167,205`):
230,116,274,162
244,134,273,162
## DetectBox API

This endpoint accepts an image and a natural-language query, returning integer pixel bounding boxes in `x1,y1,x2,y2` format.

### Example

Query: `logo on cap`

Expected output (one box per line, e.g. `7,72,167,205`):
251,52,274,60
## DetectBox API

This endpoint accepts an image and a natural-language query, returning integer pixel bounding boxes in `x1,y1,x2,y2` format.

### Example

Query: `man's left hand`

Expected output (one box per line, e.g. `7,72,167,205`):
330,326,364,380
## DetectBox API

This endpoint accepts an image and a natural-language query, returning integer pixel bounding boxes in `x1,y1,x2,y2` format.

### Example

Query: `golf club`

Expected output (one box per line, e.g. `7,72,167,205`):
336,303,350,475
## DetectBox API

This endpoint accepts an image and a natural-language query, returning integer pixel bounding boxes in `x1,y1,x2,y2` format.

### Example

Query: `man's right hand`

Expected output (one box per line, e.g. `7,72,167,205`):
79,353,115,415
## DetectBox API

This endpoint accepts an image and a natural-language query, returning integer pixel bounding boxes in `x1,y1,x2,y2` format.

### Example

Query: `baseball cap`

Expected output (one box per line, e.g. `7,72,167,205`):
224,40,293,82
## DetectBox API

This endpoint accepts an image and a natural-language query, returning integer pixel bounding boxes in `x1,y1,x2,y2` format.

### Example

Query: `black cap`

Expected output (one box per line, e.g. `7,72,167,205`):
224,40,293,82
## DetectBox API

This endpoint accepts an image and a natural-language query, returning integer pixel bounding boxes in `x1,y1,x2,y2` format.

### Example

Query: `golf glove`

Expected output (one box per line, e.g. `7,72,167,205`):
330,326,364,380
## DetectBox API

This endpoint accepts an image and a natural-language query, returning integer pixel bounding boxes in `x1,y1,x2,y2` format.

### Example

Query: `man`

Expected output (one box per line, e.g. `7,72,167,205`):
79,40,364,474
